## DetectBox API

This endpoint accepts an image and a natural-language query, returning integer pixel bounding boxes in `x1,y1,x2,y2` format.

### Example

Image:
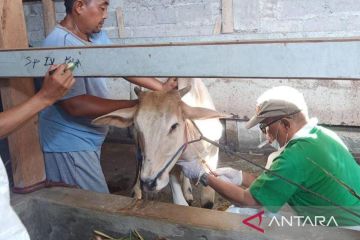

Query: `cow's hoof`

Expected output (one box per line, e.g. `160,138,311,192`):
202,201,214,209
131,191,142,200
184,190,193,205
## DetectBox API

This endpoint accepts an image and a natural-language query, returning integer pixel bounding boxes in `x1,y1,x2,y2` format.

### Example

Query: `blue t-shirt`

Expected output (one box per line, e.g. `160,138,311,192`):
39,25,111,152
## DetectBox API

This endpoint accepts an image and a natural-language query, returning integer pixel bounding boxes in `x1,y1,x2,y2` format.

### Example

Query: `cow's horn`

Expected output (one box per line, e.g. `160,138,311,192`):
179,85,191,97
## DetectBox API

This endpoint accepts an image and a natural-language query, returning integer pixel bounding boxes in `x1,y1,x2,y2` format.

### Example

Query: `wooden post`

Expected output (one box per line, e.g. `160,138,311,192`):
116,7,126,38
0,0,45,188
213,16,222,35
42,0,56,36
221,0,234,33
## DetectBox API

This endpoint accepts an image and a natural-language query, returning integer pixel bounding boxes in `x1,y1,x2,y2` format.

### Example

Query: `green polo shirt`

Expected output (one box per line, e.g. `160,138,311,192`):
250,126,360,226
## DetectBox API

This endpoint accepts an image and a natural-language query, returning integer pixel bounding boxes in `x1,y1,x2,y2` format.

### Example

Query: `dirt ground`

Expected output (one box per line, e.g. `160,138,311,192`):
100,141,269,211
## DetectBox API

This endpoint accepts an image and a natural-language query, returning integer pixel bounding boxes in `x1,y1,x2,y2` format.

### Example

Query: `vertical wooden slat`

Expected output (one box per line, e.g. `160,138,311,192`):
222,0,234,33
42,0,56,35
116,7,126,38
0,0,45,188
213,16,222,35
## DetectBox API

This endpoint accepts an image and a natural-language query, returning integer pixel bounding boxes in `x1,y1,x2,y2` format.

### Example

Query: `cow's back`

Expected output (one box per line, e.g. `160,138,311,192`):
178,78,222,170
178,78,223,141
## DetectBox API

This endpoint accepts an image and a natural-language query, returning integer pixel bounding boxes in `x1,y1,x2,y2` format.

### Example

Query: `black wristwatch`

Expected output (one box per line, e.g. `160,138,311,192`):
199,172,210,186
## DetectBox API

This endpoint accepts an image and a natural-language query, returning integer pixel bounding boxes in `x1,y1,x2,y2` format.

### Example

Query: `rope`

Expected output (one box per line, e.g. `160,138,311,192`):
189,120,360,220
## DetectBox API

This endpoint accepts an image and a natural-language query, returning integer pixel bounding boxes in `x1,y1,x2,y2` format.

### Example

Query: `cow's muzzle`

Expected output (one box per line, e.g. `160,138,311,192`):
140,178,157,192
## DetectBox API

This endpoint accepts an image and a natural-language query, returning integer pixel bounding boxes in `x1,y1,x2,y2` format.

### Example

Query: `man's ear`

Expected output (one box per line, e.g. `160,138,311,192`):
281,118,291,130
92,105,138,128
181,101,230,120
73,0,87,14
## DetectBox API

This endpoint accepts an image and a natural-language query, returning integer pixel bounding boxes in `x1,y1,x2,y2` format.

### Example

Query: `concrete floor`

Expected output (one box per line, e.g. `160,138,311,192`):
100,141,268,210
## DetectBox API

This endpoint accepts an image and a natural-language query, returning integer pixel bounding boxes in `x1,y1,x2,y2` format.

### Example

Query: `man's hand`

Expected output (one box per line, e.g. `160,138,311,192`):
163,77,178,91
37,64,75,106
176,159,205,181
213,167,243,186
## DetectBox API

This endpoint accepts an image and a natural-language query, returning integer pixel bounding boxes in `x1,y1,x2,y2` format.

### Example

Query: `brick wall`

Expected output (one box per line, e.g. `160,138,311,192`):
24,0,360,46
22,0,360,152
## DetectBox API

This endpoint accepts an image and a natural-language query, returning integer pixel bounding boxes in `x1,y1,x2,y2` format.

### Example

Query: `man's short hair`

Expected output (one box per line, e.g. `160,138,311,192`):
64,0,90,14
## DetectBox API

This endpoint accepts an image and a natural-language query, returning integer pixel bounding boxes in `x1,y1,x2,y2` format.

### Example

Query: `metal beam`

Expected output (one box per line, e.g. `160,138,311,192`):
1,39,360,79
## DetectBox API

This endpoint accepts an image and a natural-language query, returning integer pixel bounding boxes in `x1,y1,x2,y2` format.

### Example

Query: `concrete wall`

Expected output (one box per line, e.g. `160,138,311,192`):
22,0,360,152
25,0,360,44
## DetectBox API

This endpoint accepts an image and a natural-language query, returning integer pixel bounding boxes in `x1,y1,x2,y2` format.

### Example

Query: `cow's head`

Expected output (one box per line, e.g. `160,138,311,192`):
92,87,225,192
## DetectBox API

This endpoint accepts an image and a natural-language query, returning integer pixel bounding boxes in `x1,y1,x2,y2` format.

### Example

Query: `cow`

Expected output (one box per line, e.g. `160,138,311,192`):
92,78,226,208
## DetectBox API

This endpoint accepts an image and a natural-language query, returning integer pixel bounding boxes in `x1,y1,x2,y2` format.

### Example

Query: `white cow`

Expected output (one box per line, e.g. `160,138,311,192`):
92,78,225,208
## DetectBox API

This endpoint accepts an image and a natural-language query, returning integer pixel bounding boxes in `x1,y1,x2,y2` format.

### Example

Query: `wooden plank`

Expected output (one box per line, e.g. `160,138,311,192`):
213,16,222,35
116,7,126,38
0,0,45,188
14,188,360,240
1,39,360,79
42,0,56,36
222,0,234,33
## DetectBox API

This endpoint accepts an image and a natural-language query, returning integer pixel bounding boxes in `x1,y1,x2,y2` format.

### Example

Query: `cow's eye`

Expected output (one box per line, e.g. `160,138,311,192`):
169,123,179,133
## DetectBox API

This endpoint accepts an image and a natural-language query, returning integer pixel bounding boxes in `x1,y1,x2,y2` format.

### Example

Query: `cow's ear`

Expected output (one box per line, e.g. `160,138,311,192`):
92,105,138,128
181,102,229,120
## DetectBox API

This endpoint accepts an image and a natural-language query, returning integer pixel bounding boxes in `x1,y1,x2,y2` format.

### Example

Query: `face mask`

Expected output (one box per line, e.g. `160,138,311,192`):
269,121,282,150
257,122,281,150
270,140,280,150
266,130,289,169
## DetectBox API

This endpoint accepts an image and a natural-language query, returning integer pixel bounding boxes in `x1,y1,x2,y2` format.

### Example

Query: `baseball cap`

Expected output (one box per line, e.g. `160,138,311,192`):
246,86,307,129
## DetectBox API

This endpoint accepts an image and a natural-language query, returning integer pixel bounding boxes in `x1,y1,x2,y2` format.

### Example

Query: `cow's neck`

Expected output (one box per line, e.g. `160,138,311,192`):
180,120,207,160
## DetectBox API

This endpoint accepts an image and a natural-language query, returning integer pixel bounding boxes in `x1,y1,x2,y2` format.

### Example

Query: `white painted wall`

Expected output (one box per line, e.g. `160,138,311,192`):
23,0,360,151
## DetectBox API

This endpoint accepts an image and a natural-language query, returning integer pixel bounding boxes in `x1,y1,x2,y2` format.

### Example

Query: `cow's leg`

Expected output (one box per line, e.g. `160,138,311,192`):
200,185,215,209
132,142,142,199
169,166,189,206
132,175,142,199
181,173,193,205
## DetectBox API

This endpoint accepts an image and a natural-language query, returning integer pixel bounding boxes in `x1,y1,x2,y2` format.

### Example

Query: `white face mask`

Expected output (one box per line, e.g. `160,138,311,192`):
270,139,281,150
269,121,282,150
257,121,282,150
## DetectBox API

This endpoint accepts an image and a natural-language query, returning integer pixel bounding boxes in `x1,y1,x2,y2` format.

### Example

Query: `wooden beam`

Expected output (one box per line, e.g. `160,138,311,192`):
1,38,360,79
42,0,56,36
0,0,45,188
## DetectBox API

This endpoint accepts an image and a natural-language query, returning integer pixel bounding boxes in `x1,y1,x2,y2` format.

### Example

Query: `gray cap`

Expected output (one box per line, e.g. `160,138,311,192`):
246,99,302,129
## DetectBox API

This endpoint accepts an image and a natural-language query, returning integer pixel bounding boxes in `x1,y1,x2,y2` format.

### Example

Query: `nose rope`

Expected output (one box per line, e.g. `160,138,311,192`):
137,120,360,218
153,123,201,181
138,123,202,185
137,119,360,220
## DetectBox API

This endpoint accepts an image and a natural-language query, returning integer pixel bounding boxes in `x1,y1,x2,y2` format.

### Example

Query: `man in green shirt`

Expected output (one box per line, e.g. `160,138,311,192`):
178,86,360,227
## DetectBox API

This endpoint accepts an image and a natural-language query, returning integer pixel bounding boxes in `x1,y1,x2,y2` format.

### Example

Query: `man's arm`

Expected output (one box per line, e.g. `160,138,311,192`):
125,77,177,91
177,161,261,207
0,65,74,138
242,172,258,188
60,77,177,118
59,95,138,118
207,174,260,207
213,167,257,188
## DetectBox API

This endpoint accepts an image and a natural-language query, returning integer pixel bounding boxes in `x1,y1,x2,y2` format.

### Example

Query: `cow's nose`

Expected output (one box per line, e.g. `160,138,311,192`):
141,178,157,191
